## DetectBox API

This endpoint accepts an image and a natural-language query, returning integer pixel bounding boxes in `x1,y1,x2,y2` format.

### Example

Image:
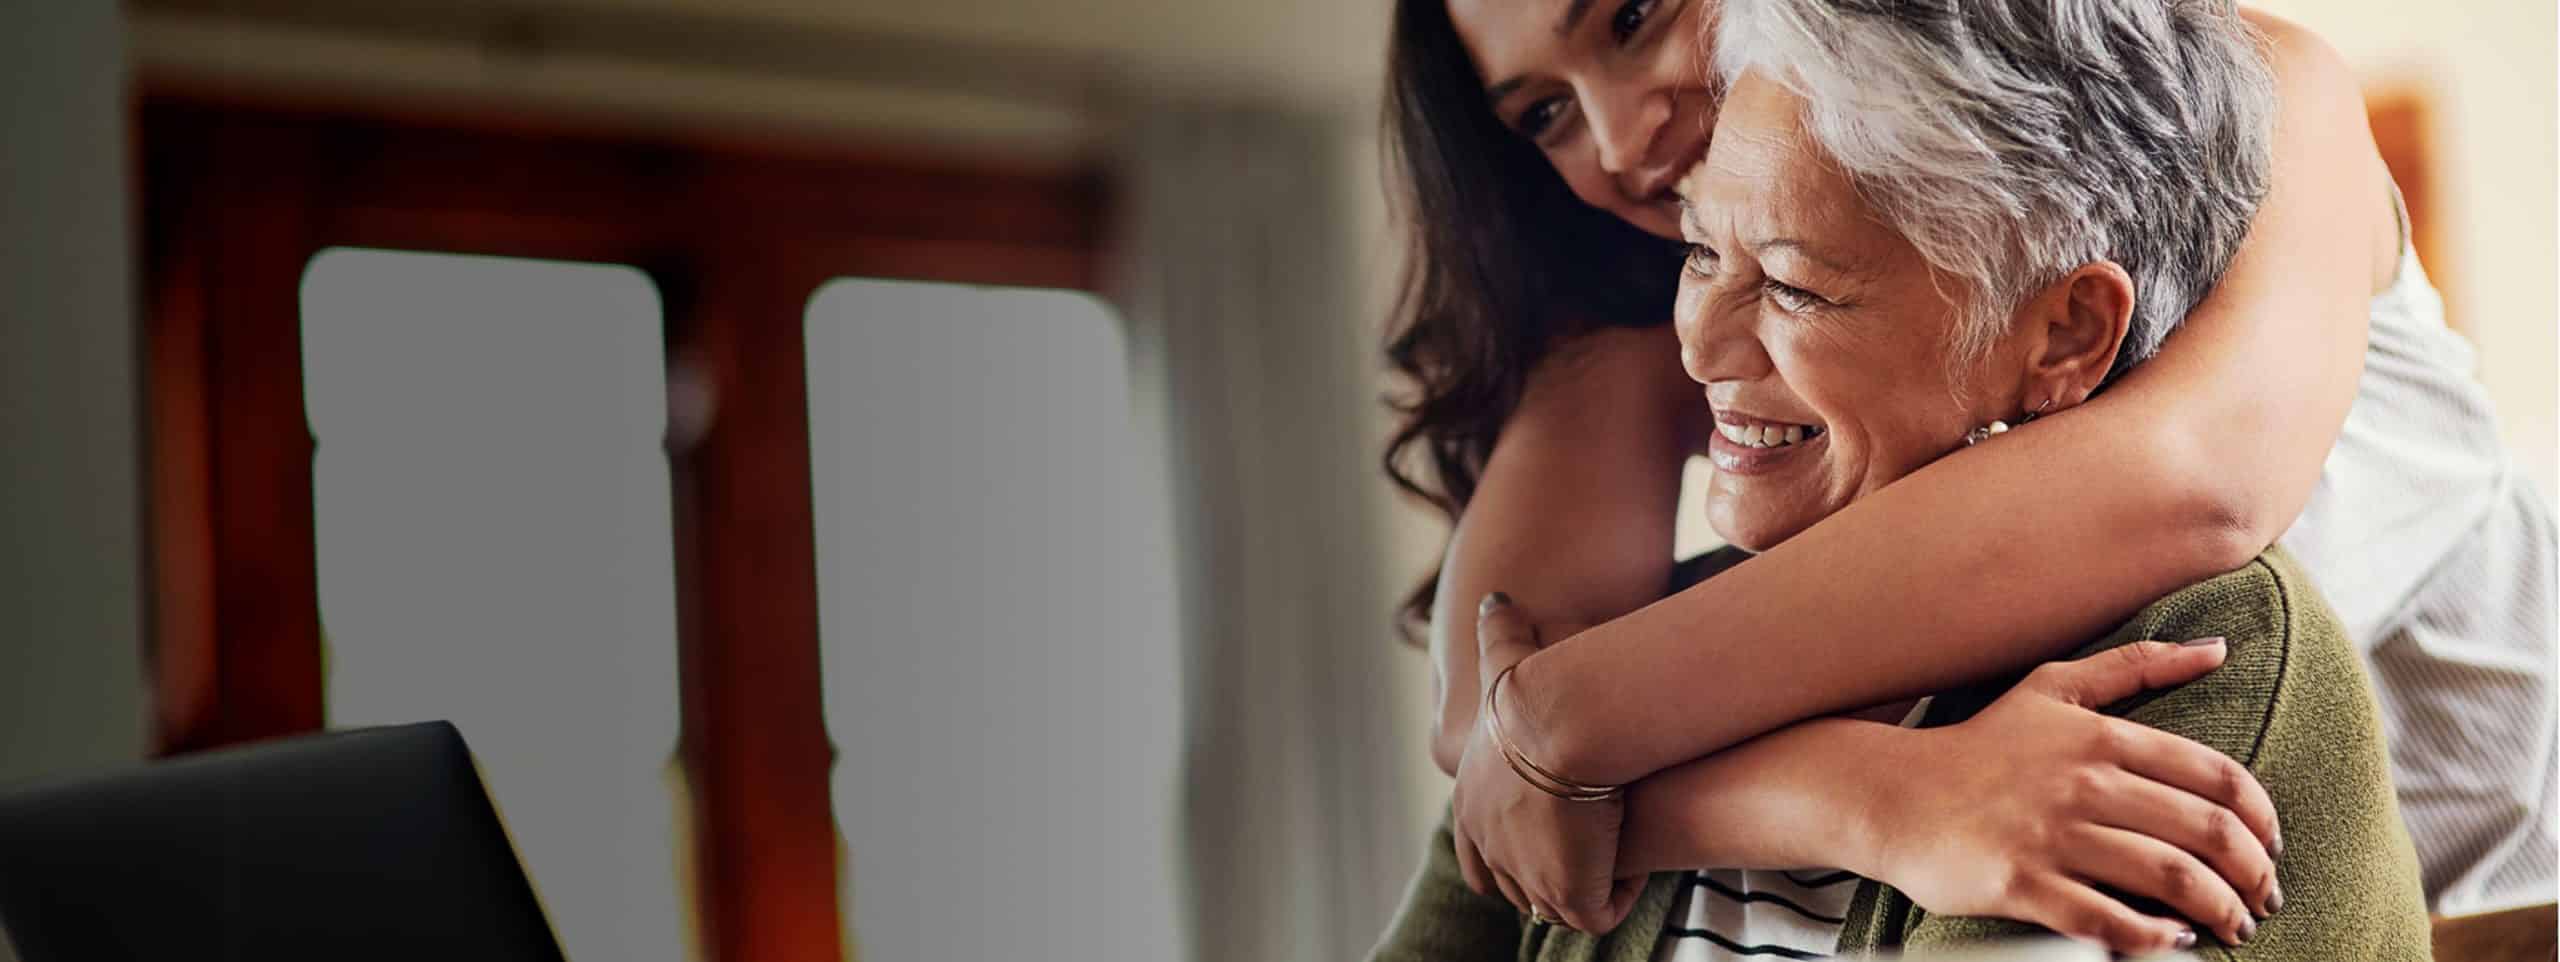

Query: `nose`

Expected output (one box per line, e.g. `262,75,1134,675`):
1675,290,1768,387
1582,80,1671,186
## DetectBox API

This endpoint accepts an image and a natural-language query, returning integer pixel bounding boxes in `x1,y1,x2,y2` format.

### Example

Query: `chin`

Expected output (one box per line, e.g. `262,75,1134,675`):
1705,499,1815,555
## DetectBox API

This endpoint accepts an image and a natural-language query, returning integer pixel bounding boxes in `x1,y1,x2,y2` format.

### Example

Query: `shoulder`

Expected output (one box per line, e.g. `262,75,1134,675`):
1878,550,2431,959
1509,324,1707,455
2088,548,2347,767
2239,10,2357,108
2236,10,2400,285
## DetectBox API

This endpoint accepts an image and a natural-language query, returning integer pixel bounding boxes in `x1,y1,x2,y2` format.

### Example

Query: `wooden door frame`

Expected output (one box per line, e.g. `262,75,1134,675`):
136,85,1110,962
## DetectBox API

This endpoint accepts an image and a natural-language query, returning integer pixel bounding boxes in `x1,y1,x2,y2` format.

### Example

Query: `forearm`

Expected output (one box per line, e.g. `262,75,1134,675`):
1614,716,1912,878
1514,412,2254,785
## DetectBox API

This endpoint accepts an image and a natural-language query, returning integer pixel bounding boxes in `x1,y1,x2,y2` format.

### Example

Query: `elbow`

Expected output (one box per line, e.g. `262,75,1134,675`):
2136,427,2285,575
2185,490,2271,575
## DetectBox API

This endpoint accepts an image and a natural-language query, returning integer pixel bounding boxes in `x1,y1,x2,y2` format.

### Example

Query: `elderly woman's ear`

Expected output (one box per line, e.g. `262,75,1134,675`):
2013,262,2138,414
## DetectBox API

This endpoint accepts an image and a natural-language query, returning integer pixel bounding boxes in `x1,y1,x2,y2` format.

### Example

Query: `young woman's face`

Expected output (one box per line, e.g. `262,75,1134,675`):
1447,0,1722,240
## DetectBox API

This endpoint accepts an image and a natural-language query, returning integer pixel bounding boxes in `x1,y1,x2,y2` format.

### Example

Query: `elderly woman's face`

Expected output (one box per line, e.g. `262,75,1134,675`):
1672,71,2021,551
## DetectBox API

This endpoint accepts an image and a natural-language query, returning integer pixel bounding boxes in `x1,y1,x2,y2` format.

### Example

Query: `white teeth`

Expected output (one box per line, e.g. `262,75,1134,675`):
1717,420,1820,449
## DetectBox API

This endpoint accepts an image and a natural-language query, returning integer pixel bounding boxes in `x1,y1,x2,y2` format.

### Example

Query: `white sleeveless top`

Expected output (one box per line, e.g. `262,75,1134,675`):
2277,235,2557,915
1655,215,2557,961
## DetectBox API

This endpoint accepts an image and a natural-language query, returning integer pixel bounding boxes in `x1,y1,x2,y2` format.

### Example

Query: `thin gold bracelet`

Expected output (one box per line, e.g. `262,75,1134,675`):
1483,664,1623,802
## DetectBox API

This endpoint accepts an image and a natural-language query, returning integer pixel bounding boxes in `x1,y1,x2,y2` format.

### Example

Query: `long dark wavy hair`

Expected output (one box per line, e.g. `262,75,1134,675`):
1381,0,1686,641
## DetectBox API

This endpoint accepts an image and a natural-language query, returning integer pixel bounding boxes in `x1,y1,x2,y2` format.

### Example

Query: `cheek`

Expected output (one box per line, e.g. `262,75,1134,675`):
1545,146,1681,238
1775,334,1962,485
1547,145,1614,208
1765,330,1901,470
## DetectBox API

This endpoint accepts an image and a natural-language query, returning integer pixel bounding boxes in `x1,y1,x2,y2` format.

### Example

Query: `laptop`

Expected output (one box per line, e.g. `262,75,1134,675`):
0,721,567,962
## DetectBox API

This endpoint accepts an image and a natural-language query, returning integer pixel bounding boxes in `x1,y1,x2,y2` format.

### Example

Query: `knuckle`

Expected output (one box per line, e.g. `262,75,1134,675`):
1995,865,2035,904
2064,906,2117,944
2063,765,2109,805
2204,806,2247,851
2101,916,2150,951
2024,661,2075,696
2086,719,2126,754
2156,857,2199,899
2217,758,2252,804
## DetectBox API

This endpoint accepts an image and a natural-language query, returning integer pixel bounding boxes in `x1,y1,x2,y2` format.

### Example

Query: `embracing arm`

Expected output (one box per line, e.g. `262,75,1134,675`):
1455,603,2281,952
1500,16,2395,786
1424,322,1702,775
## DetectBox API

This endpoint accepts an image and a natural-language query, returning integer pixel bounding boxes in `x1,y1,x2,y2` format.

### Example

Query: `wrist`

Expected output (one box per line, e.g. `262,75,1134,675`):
1503,648,1602,786
1835,723,1927,882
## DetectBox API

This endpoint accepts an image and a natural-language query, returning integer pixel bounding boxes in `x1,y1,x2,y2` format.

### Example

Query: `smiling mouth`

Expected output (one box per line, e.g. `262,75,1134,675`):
1713,419,1825,449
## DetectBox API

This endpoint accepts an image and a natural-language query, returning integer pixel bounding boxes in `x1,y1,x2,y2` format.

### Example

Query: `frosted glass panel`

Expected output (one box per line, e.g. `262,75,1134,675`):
804,279,1183,961
300,248,687,962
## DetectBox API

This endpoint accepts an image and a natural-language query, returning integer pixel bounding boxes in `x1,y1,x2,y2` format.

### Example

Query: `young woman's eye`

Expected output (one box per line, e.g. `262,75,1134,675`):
1514,97,1569,141
1682,243,1719,277
1763,279,1825,313
1611,0,1661,43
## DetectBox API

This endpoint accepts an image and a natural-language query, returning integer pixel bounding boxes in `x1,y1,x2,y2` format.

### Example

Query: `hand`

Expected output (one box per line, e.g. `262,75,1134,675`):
1868,639,2282,954
1448,594,1643,934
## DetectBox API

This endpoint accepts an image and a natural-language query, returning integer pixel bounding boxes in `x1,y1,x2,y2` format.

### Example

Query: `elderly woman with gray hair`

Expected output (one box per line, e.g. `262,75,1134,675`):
1368,0,2432,959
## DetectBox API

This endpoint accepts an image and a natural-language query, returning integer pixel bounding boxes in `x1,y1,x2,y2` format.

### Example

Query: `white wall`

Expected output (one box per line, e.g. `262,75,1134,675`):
0,0,148,788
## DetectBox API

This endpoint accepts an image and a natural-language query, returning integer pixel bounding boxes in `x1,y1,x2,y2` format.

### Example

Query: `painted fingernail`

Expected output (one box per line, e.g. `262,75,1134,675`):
1480,592,1512,616
2181,636,2227,647
2238,917,2258,943
2173,928,2198,950
2267,884,2284,915
2271,830,2284,859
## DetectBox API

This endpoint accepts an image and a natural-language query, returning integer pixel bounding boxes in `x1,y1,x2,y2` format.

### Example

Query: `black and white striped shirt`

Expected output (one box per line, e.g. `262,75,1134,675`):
1653,701,1931,962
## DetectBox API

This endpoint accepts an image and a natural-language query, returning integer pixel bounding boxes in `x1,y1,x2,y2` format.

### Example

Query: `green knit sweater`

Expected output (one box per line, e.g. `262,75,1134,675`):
1368,548,2431,961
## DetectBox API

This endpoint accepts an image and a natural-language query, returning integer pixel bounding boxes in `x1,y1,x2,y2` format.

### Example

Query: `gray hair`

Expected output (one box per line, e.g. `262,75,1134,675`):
1714,0,2276,378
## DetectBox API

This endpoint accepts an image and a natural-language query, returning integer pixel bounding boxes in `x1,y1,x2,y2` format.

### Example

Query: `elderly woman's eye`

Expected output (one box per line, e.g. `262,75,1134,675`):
1763,280,1824,312
1611,0,1660,43
1682,243,1719,276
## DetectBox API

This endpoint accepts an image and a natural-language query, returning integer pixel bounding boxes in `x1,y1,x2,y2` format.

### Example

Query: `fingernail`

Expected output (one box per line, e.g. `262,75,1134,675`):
2238,918,2257,943
2173,928,2197,950
2181,636,2227,647
2267,884,2284,915
2271,830,2284,859
1480,592,1512,616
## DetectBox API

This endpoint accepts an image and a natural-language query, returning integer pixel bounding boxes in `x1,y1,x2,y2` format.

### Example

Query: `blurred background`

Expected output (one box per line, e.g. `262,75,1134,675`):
0,1,2549,961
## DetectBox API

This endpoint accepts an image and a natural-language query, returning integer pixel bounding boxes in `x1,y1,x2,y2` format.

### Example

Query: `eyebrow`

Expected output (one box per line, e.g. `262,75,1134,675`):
1483,0,1605,104
1678,197,1707,238
1751,237,1871,277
